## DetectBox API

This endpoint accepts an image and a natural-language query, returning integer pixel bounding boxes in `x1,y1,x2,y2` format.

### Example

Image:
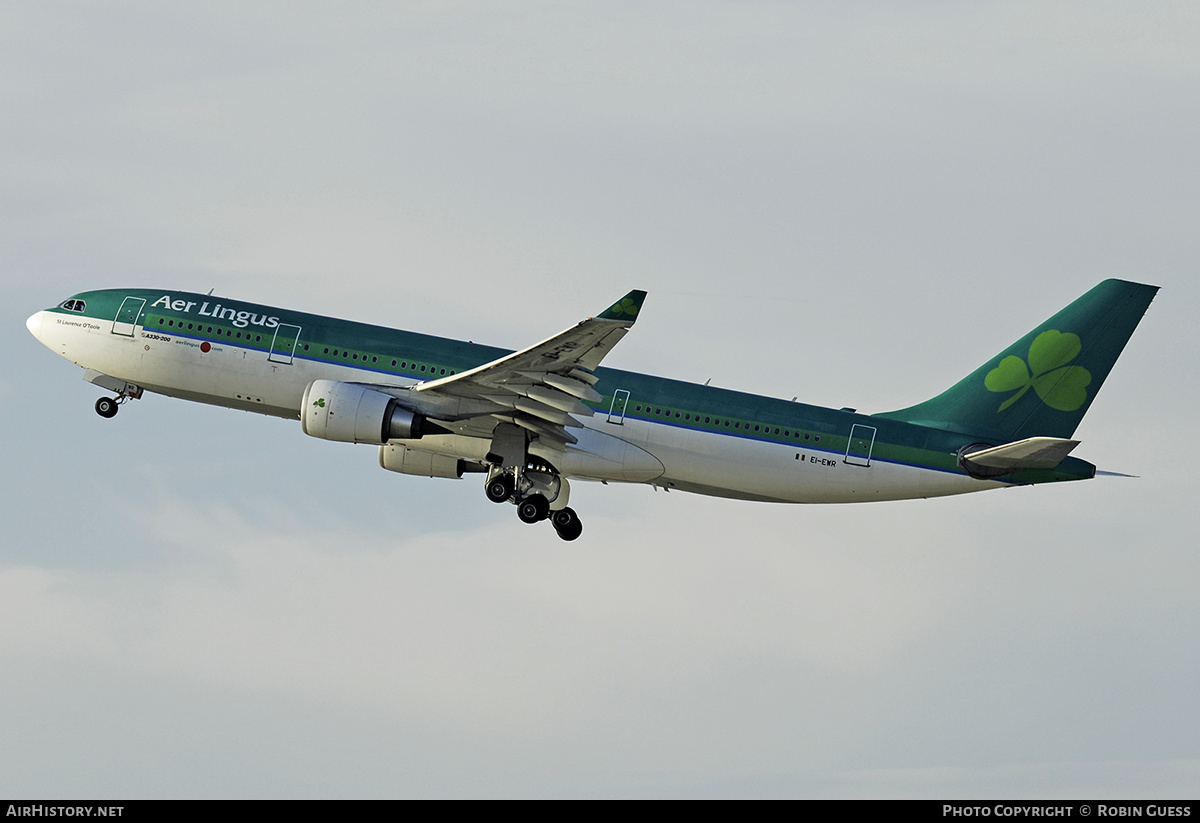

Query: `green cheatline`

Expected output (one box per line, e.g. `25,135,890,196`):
984,330,1092,412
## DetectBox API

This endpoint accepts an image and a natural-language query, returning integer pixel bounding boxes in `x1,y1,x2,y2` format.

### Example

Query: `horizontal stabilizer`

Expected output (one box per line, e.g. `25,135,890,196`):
959,436,1079,478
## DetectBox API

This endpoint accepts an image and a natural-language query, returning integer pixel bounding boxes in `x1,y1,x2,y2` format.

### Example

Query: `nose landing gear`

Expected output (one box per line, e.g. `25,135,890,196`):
94,388,142,418
91,377,143,419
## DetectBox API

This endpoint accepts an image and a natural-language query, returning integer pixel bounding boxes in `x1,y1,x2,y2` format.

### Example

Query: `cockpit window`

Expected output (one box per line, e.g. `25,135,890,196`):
58,299,86,312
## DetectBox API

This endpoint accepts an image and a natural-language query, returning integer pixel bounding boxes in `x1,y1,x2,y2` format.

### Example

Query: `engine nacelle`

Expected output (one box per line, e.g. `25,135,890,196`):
379,444,465,479
301,379,426,444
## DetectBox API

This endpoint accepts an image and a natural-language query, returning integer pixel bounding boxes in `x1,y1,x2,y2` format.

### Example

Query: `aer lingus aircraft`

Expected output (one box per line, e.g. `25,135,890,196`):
27,279,1156,540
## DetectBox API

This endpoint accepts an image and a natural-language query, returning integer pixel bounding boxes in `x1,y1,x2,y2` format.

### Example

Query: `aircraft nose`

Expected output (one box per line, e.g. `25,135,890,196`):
26,311,43,339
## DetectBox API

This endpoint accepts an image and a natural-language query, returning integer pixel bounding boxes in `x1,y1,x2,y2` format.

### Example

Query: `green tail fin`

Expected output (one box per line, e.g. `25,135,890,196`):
875,279,1158,440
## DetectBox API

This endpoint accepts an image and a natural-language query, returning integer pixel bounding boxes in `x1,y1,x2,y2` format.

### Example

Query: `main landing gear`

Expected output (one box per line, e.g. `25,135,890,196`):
485,464,584,541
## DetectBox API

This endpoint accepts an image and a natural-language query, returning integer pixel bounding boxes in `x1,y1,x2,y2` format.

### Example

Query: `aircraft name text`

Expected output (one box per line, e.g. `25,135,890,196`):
54,318,101,331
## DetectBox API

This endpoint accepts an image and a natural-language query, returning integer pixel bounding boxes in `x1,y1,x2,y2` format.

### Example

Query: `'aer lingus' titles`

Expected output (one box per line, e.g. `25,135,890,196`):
150,294,281,329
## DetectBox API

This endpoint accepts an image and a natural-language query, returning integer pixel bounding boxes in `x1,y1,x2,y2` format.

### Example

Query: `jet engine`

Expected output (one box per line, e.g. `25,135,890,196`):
301,379,426,444
379,444,469,479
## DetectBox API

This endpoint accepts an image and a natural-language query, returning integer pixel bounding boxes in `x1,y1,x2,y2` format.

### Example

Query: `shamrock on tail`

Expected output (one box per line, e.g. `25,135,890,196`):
984,330,1092,412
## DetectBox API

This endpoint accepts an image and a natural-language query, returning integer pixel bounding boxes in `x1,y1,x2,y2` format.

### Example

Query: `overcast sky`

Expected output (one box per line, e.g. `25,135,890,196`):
3,1,1198,798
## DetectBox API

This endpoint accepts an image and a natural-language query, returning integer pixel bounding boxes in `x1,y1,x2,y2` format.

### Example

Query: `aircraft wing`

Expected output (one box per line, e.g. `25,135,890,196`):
401,290,646,458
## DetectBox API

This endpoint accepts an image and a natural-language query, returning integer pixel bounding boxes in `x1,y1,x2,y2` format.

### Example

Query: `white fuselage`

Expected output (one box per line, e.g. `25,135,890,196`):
26,308,1001,505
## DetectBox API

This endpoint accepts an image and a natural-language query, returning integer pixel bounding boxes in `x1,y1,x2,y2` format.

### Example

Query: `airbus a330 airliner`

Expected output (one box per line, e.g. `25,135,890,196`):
27,279,1156,540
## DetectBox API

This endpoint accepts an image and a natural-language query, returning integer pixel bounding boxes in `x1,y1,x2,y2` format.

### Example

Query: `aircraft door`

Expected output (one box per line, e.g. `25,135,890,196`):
111,297,146,337
268,323,302,364
844,424,876,467
607,389,630,424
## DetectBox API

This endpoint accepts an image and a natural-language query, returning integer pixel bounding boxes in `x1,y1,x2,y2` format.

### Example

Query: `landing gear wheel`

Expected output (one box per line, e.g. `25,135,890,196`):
95,397,119,418
485,474,515,503
556,520,583,541
552,507,583,541
517,494,550,524
551,507,578,530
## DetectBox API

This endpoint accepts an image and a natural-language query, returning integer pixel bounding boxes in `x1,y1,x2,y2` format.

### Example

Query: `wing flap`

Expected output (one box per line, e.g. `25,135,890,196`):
506,414,580,446
522,372,603,403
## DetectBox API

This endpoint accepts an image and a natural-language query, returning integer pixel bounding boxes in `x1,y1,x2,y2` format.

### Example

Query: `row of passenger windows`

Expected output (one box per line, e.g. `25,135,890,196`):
632,403,821,441
160,317,273,343
319,348,454,376
156,316,454,375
